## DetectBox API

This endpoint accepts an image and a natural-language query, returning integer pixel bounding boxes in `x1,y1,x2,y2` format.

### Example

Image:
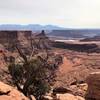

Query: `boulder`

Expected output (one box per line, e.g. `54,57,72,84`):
69,83,88,97
0,82,30,100
42,95,53,100
86,72,100,100
56,93,85,100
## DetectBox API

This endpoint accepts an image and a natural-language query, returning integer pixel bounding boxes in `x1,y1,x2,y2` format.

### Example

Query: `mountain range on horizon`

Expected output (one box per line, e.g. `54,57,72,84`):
0,24,66,31
0,24,100,31
1,24,100,39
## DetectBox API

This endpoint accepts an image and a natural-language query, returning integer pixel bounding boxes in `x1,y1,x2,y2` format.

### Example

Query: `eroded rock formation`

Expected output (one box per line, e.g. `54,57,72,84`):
86,72,100,100
0,31,32,50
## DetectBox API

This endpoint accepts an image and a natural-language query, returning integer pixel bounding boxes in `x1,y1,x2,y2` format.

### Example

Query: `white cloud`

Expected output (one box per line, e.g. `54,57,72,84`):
0,0,100,28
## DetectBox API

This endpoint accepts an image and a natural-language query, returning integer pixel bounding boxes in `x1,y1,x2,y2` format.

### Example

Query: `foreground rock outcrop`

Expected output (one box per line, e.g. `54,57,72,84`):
0,82,30,100
56,93,85,100
86,72,100,100
43,93,85,100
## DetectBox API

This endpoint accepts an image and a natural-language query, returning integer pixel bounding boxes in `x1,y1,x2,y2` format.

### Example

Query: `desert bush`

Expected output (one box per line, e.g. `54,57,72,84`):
8,55,61,99
8,31,62,100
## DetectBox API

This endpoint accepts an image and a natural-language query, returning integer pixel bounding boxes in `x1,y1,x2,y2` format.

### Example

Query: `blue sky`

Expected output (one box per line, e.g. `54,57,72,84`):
0,0,100,28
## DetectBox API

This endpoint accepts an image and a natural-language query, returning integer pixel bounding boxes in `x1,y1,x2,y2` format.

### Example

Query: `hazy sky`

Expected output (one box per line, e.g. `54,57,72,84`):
0,0,100,28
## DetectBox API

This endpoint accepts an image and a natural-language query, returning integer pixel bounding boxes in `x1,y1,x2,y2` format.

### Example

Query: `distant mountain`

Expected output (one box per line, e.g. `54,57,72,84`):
0,24,65,31
1,25,100,39
48,29,100,39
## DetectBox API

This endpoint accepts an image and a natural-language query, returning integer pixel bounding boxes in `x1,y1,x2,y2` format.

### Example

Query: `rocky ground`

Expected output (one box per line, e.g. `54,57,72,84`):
0,82,30,100
0,46,100,100
54,49,100,86
51,49,100,100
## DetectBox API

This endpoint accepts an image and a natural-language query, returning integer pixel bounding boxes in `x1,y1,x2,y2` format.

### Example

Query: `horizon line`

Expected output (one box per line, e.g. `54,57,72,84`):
0,24,100,29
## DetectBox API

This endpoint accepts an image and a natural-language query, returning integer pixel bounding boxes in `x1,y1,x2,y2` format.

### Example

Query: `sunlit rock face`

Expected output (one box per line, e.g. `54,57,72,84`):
0,81,30,100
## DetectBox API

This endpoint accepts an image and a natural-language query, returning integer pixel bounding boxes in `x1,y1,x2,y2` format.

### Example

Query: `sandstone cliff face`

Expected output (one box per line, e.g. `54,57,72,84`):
0,31,32,50
0,31,17,48
86,72,100,100
17,31,31,45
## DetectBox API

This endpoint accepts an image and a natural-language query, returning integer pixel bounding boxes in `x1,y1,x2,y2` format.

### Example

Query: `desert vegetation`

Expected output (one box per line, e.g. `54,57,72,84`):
7,30,62,100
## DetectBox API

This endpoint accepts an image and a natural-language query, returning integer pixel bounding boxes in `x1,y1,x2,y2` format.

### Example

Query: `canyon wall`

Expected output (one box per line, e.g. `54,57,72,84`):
0,31,32,50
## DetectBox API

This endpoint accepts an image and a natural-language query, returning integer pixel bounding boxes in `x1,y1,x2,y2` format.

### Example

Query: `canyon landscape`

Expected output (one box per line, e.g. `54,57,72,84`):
1,0,100,99
0,30,100,100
